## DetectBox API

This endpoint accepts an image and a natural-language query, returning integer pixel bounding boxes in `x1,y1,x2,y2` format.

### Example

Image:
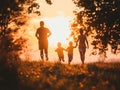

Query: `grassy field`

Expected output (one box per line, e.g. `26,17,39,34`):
0,60,120,90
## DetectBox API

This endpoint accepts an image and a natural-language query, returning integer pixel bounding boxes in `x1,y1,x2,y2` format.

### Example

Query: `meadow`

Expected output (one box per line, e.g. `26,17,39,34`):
0,60,120,90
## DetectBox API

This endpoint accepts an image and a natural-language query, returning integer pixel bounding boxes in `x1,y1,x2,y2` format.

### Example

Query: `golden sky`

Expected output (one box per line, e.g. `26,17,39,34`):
38,0,76,18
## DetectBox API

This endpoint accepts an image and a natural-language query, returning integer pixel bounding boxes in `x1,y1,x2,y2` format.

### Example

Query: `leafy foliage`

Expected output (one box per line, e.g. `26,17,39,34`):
0,0,52,60
0,0,35,60
72,0,120,54
0,0,52,90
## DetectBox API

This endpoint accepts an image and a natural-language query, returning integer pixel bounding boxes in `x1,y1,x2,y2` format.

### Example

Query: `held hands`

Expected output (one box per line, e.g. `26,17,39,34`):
75,42,78,48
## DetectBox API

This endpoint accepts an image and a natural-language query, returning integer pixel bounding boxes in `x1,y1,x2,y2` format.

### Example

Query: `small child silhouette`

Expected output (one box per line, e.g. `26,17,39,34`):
66,41,77,64
55,42,65,62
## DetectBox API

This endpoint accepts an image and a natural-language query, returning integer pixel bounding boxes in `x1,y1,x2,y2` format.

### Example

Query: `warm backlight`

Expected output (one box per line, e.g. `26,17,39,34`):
43,16,71,46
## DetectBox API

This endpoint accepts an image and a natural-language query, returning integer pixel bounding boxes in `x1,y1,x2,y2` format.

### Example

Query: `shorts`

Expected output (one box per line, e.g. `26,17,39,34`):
39,40,48,49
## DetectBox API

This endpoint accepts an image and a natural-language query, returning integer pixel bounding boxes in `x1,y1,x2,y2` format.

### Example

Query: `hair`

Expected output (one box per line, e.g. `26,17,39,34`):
40,21,44,26
69,41,73,45
57,42,61,47
79,29,83,34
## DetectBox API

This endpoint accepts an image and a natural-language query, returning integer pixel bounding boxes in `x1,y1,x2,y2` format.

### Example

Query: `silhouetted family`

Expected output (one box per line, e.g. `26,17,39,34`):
36,21,89,64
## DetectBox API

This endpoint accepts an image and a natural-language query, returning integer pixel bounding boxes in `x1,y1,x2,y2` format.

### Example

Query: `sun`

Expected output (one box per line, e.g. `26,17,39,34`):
43,16,71,46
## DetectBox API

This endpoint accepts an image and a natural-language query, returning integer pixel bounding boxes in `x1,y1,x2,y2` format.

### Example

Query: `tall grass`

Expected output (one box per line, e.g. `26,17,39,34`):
17,61,120,90
0,58,120,90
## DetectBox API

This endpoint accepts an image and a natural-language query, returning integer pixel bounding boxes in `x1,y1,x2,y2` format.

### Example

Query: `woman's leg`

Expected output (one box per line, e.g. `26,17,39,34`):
79,48,86,64
82,48,86,64
80,52,84,64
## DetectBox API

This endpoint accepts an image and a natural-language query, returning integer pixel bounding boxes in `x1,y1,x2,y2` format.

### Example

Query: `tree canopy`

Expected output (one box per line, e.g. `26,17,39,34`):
72,0,120,54
0,0,52,61
0,0,52,36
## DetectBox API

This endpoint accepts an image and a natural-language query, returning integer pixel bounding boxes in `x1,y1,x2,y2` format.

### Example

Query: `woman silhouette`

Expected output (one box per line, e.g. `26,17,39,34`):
77,29,89,64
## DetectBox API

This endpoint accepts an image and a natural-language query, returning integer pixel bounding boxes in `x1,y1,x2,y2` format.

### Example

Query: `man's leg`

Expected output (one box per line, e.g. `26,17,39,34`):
44,48,48,60
40,49,44,60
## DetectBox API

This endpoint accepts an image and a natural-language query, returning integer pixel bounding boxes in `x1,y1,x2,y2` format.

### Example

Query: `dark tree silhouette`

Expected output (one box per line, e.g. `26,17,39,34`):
0,0,52,90
72,0,120,54
0,0,52,61
0,0,40,59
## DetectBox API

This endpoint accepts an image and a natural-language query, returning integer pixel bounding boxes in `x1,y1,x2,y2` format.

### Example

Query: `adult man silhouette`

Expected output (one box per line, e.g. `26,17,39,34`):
36,21,51,60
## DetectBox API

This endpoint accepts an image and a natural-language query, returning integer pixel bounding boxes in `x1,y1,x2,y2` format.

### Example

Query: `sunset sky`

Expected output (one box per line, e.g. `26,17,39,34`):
38,0,76,18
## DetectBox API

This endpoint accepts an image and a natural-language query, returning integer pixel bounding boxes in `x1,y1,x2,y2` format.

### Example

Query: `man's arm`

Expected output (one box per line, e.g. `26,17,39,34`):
47,29,52,37
35,29,39,39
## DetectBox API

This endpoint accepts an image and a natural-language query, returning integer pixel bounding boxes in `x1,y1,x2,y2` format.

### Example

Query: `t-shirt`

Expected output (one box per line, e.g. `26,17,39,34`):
55,47,64,57
66,46,74,55
36,27,51,49
36,27,51,41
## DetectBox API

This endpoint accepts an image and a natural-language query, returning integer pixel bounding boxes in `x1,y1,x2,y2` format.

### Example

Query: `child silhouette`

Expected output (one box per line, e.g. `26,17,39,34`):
55,42,65,62
66,41,77,64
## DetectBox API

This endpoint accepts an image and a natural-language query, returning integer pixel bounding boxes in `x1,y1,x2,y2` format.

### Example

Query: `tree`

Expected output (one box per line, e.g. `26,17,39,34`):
0,0,52,60
0,0,52,89
72,0,120,54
